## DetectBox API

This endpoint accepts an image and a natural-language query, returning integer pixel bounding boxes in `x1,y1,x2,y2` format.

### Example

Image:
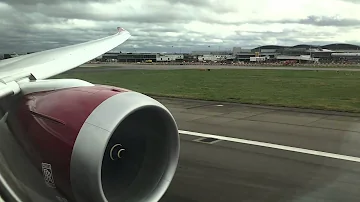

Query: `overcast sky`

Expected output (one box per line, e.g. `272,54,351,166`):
1,0,360,54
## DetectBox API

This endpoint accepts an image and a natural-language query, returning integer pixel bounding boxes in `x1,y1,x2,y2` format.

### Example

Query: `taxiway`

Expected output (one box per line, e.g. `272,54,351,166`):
158,97,360,202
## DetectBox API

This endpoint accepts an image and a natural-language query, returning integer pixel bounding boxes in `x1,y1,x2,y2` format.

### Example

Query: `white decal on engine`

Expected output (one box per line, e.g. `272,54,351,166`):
110,144,125,160
42,162,56,188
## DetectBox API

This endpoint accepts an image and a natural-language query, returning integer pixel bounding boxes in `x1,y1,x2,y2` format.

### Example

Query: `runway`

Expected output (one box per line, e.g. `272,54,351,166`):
156,97,360,202
77,63,360,72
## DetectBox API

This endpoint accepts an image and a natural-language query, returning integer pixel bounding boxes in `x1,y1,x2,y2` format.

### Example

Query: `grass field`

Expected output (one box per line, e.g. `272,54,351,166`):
55,69,360,112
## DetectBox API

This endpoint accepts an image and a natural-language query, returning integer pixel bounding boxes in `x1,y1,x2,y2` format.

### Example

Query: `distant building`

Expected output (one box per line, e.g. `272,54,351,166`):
156,54,184,62
198,55,234,62
183,54,198,62
231,43,360,63
322,43,360,52
275,55,319,62
117,53,157,63
250,57,267,62
102,52,119,62
232,46,279,61
232,47,256,61
4,42,360,63
191,50,232,55
101,51,190,63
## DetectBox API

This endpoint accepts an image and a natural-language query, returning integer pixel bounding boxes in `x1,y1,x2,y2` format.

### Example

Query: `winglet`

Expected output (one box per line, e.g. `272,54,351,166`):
117,27,126,33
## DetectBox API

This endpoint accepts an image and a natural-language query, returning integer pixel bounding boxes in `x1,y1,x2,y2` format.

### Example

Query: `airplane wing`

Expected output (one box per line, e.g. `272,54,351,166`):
0,27,131,98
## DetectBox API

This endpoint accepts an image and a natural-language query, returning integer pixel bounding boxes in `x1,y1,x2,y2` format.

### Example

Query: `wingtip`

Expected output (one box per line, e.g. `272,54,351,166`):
117,27,126,33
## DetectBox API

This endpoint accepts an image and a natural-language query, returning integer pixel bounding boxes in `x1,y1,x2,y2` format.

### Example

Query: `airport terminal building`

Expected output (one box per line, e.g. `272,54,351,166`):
232,44,360,63
98,43,360,64
101,52,195,63
3,43,360,64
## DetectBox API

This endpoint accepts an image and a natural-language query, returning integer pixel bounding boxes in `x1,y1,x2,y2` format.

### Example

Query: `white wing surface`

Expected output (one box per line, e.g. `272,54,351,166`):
0,27,130,98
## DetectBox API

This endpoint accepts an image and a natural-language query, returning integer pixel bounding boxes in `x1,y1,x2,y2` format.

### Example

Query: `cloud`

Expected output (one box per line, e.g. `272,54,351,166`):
165,0,239,13
1,0,360,54
288,16,360,27
340,0,360,4
0,0,118,5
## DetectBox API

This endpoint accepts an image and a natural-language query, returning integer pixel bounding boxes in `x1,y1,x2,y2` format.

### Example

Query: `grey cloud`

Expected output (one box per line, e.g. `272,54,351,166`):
1,0,360,54
10,2,195,24
340,0,360,4
166,0,209,6
136,27,181,33
0,0,199,53
202,15,360,27
109,28,345,53
227,29,338,48
297,15,360,27
0,0,118,5
209,13,360,27
165,0,238,13
4,0,235,25
6,0,358,27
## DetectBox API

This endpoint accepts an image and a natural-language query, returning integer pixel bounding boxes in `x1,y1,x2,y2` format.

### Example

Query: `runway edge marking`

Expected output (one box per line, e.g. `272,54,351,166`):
179,130,360,163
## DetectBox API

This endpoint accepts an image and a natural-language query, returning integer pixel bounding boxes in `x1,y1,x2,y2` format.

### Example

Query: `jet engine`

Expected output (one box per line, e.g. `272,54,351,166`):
5,81,180,202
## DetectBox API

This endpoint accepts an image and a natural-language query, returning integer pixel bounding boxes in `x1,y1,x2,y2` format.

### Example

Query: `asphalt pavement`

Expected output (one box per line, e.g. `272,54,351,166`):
76,63,360,72
157,97,360,202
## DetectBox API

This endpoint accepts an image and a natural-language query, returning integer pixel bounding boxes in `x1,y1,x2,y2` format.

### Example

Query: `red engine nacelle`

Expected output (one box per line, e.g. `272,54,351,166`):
6,84,179,202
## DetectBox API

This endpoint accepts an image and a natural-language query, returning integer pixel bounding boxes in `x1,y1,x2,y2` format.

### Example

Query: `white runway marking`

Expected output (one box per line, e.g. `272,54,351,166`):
179,130,360,163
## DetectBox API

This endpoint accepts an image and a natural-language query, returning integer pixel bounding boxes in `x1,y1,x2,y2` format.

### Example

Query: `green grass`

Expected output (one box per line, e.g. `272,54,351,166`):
54,69,360,112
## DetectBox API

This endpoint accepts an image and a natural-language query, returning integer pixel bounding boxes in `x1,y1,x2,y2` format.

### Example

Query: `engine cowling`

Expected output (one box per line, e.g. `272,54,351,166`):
7,84,180,202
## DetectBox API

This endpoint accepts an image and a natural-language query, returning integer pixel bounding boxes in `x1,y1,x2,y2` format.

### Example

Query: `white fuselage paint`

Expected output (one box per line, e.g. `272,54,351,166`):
179,130,360,163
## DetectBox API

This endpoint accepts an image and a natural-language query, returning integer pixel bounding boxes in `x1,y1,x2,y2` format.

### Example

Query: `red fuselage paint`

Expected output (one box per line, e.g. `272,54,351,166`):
9,85,129,200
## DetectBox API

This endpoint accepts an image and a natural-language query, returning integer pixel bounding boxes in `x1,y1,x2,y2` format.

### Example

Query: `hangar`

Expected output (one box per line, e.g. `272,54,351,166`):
232,43,360,63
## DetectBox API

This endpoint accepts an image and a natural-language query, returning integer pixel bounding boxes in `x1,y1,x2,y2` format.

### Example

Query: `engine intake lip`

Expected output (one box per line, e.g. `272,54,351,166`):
70,92,179,202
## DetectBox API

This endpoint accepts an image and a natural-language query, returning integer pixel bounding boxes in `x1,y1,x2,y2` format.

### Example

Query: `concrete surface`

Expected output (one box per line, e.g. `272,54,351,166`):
157,97,360,202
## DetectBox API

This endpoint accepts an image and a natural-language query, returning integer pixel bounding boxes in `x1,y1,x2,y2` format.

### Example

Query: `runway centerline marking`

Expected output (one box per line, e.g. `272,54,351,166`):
179,130,360,163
